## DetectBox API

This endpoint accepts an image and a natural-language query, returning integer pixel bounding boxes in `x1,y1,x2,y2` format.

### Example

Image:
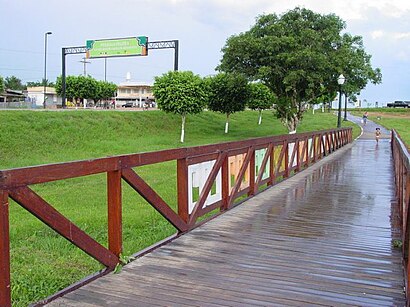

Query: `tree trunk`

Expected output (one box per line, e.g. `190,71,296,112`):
283,115,298,134
225,113,230,133
180,114,186,143
312,106,315,115
258,110,262,125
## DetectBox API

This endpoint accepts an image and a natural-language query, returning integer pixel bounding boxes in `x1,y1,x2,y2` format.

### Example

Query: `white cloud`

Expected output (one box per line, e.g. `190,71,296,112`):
393,32,410,40
371,30,385,39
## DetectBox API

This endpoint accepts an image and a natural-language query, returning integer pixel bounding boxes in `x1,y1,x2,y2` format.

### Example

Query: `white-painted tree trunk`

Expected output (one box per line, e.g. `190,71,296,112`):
258,110,262,125
312,107,315,115
180,115,186,143
225,114,230,133
289,130,297,134
322,103,325,113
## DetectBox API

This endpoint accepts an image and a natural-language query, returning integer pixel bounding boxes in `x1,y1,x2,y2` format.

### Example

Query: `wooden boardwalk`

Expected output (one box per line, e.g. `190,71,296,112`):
49,130,405,306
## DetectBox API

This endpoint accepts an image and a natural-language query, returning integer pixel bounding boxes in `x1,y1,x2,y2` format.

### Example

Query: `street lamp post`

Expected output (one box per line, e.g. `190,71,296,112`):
337,74,345,128
43,31,52,109
343,91,348,121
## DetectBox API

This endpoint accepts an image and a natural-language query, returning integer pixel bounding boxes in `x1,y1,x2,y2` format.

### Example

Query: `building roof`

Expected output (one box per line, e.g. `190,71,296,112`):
26,86,56,94
3,89,25,97
117,81,153,88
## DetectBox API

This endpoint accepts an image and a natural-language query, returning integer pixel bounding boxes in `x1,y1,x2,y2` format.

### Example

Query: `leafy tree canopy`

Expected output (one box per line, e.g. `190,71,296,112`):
335,33,382,99
206,72,250,133
0,76,4,94
55,75,104,101
218,7,381,132
153,71,207,116
248,82,276,111
206,72,249,115
4,76,25,91
153,70,208,142
90,81,117,102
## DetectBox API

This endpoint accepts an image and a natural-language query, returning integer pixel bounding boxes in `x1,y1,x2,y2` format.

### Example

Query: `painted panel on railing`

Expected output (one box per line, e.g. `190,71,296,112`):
229,154,250,192
288,142,297,167
273,145,285,174
308,138,313,160
299,140,305,165
322,135,327,154
188,160,222,214
255,148,270,180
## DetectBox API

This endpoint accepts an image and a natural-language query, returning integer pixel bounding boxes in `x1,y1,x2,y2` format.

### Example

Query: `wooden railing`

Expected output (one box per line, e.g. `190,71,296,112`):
0,127,352,306
391,129,410,306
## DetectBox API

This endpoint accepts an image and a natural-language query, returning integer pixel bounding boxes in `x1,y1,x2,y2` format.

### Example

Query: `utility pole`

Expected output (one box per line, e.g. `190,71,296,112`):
104,58,107,81
43,31,52,109
79,57,91,76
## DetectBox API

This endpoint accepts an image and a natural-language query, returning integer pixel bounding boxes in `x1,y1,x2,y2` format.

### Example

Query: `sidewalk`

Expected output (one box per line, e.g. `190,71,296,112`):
347,112,391,140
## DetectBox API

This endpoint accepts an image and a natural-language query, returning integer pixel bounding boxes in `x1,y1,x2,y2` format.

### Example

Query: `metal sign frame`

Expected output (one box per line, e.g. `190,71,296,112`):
61,40,179,108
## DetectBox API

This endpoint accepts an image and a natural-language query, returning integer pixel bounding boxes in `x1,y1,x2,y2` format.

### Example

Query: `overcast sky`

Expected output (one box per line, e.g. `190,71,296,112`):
1,0,409,104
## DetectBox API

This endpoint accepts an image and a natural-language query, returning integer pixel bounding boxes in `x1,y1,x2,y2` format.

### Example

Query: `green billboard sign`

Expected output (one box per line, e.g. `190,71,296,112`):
86,36,148,58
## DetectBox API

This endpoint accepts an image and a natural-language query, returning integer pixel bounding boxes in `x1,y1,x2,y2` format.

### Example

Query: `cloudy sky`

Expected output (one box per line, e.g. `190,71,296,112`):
1,0,409,105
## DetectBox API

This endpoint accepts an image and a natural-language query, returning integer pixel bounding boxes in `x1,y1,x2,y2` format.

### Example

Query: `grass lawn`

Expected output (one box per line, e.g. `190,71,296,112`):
0,109,356,306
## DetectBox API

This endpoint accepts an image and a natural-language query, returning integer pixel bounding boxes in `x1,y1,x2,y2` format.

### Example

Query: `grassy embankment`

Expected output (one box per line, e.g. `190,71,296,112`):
0,109,357,306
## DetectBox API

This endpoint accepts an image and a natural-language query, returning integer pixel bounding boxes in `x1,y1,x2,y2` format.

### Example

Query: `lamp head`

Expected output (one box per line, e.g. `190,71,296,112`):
45,32,52,35
337,74,345,85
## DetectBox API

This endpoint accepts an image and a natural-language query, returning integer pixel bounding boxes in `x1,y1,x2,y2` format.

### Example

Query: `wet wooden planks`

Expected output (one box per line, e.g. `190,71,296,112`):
48,139,405,306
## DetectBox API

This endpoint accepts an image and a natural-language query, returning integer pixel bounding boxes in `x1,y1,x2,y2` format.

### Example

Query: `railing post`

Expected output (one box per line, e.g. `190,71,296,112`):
248,149,256,196
177,159,189,225
0,190,11,307
296,140,301,172
107,170,122,257
312,135,317,163
284,141,290,178
268,144,275,186
221,153,229,210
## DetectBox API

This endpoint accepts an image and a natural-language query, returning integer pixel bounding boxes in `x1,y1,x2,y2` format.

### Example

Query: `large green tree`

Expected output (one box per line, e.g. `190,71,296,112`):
335,33,382,101
55,75,99,106
153,71,207,142
248,82,276,125
4,76,25,91
90,81,117,106
206,72,250,134
218,7,380,132
0,76,4,94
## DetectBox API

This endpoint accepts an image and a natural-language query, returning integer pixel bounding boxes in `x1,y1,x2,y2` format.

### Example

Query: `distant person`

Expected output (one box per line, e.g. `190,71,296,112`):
362,111,368,125
375,127,381,143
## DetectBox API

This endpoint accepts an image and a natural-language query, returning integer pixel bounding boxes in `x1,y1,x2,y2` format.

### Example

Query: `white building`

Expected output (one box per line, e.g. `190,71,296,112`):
115,82,155,108
26,86,62,108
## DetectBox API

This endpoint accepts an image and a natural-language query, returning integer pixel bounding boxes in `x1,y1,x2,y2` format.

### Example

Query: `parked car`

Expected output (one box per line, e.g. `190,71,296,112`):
386,101,410,108
123,102,135,108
